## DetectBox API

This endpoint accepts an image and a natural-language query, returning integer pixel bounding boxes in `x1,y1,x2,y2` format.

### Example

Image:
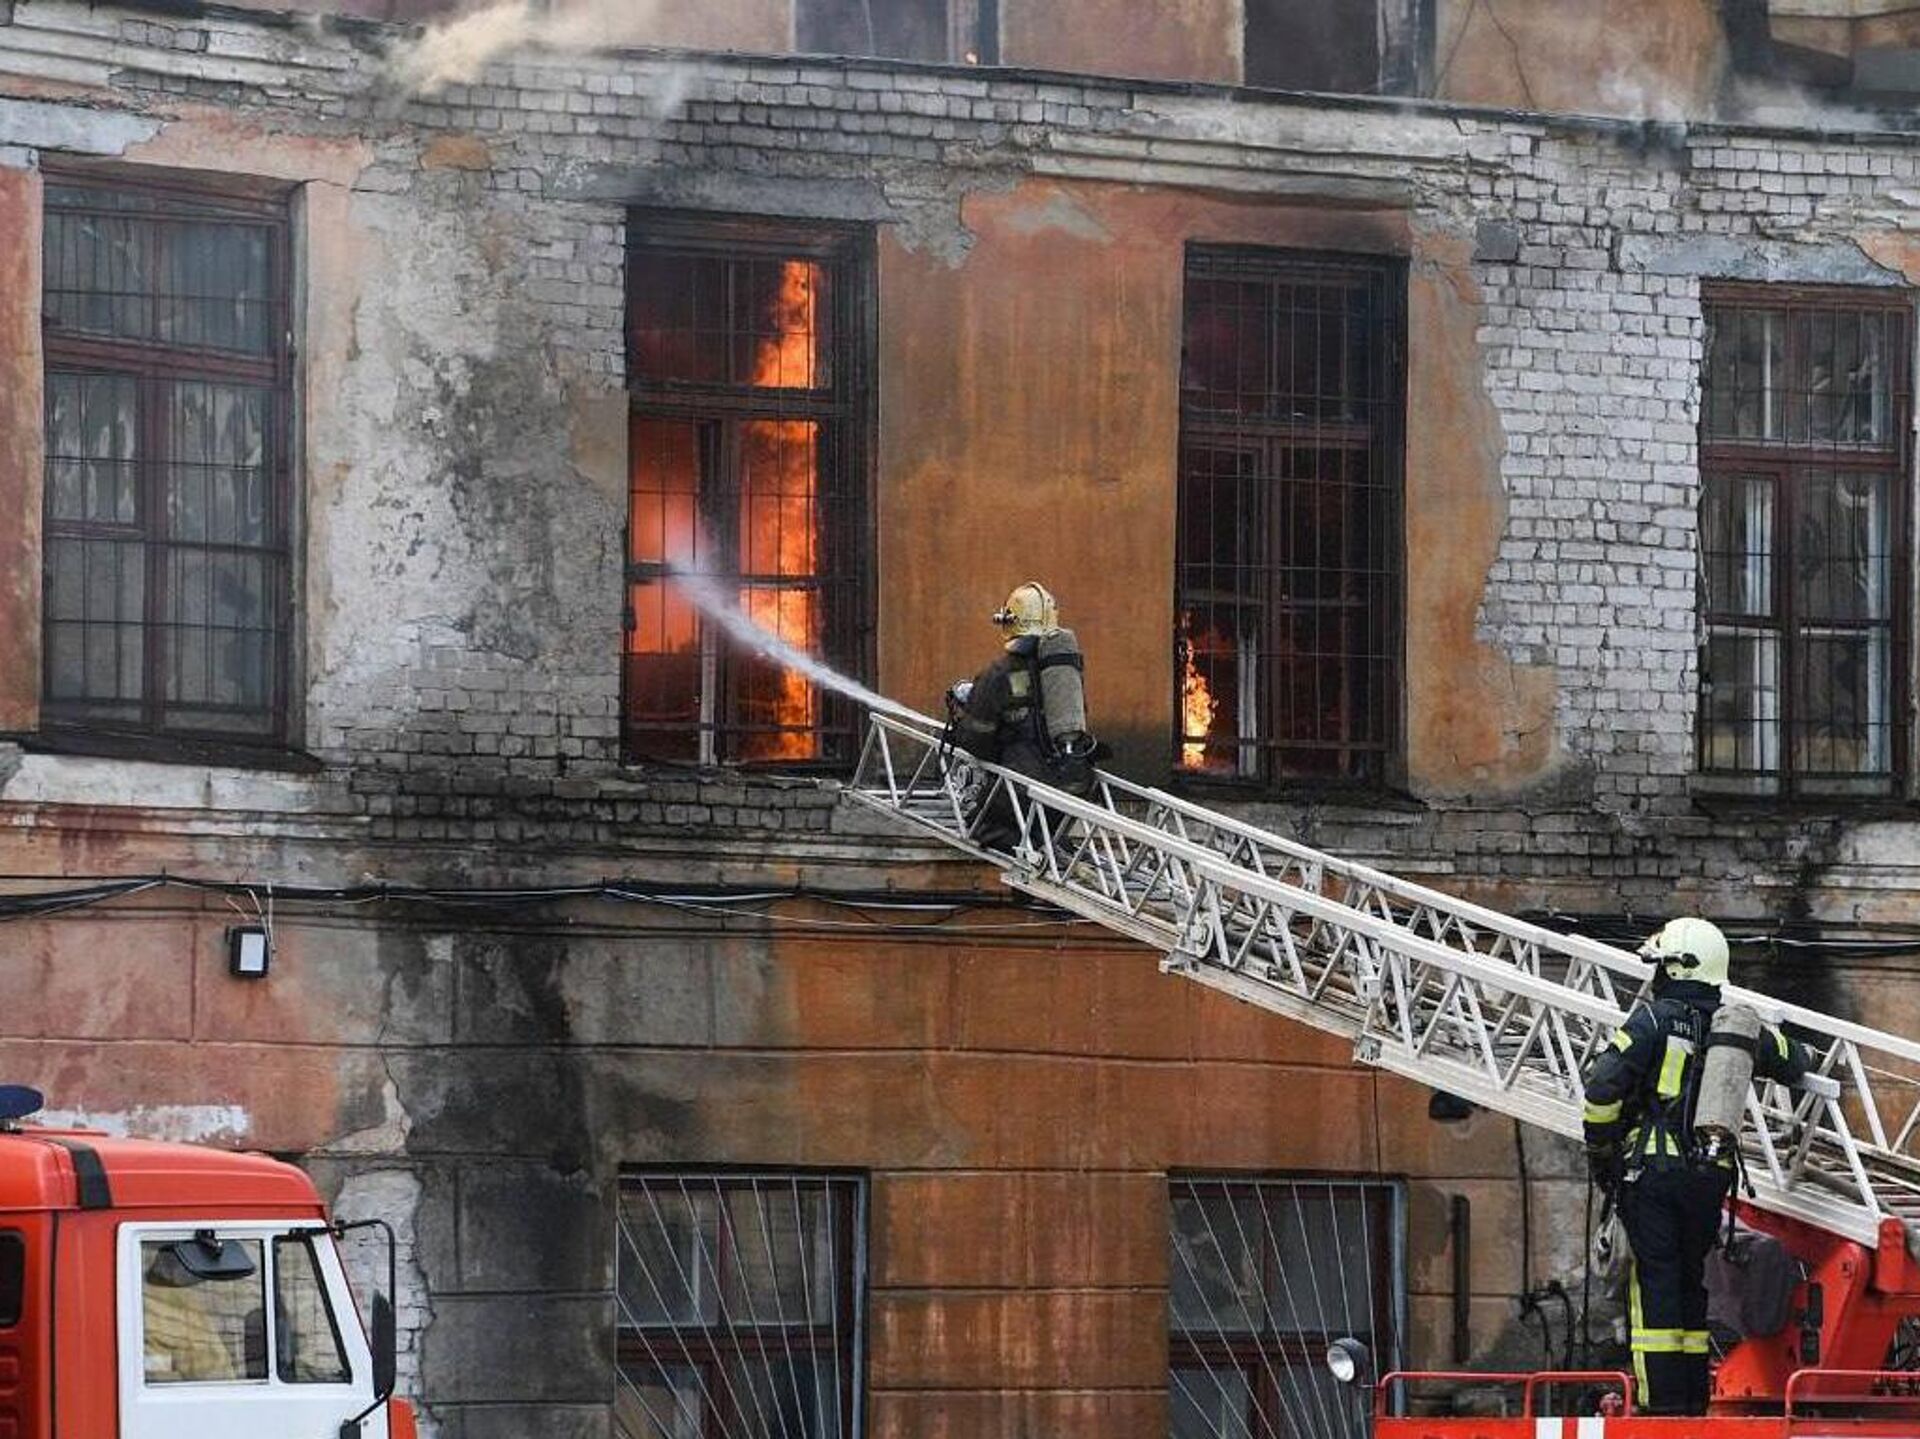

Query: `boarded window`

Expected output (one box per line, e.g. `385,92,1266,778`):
1169,1177,1402,1439
624,219,872,767
40,174,292,748
1245,0,1382,92
614,1172,865,1439
1698,289,1910,797
1175,248,1403,786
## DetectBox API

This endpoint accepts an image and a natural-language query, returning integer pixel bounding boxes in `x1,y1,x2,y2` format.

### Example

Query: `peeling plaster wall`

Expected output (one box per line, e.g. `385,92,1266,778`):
11,1,1920,1426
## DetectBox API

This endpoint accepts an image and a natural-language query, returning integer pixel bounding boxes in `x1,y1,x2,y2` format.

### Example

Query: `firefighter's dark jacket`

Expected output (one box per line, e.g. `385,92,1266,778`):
1583,978,1809,1166
952,629,1086,764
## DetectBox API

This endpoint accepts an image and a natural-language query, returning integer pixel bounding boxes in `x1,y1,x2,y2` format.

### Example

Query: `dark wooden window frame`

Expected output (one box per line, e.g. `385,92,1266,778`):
1168,1175,1404,1437
1173,245,1407,794
1697,283,1913,800
623,212,876,771
37,163,296,761
614,1170,867,1439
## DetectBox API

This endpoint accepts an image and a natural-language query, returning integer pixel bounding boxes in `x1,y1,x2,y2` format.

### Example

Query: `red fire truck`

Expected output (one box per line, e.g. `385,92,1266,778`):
0,1085,418,1438
1355,1191,1920,1439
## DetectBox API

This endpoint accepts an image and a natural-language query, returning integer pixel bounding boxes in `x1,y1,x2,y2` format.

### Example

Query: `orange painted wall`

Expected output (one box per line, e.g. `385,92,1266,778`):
1431,0,1728,117
0,901,1567,1431
876,177,1553,792
0,163,42,734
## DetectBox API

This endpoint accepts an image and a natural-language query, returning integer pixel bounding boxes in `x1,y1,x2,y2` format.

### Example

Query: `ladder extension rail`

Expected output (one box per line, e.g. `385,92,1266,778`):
845,710,1920,1249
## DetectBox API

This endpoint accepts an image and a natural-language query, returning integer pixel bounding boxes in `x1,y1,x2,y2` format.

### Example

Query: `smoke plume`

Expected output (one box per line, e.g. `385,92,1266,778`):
390,0,669,94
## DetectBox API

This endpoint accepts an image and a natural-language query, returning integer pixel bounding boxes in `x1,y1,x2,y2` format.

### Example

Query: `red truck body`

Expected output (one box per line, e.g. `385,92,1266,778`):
0,1121,415,1439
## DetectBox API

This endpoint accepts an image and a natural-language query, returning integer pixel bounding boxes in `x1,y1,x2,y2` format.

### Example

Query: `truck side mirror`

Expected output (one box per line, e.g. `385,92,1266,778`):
371,1291,397,1402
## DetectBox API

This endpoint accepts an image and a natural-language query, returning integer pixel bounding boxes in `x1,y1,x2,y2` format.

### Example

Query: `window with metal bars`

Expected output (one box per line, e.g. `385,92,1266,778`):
1174,249,1404,788
614,1172,866,1439
625,217,872,767
39,172,293,750
1697,288,1912,797
1168,1176,1402,1439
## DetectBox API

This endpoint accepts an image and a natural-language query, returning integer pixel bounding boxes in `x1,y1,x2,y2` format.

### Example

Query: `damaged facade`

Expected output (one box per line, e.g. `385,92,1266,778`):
5,0,1920,1435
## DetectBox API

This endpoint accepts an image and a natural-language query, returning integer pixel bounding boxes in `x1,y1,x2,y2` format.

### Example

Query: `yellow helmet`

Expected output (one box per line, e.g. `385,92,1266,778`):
992,581,1059,637
1639,916,1730,987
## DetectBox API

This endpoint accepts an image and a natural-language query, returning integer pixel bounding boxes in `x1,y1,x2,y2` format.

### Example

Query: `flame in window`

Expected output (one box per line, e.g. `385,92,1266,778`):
738,260,821,761
1179,611,1219,771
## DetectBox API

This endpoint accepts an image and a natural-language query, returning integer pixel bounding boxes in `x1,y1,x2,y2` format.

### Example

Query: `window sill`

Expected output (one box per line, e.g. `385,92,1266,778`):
10,728,323,775
1164,773,1428,814
1688,774,1916,819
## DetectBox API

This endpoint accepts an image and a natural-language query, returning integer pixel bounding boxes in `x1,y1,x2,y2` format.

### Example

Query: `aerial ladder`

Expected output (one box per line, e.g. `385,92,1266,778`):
846,708,1920,1433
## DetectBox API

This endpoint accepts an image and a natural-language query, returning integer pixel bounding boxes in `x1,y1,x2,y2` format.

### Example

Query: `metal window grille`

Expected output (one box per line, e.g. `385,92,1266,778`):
614,1172,866,1439
1168,1177,1403,1439
1698,289,1912,797
39,173,293,747
625,217,873,768
1174,249,1404,787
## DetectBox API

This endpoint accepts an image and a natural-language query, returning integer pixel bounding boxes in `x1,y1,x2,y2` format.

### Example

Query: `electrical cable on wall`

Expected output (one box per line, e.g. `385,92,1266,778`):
0,870,1098,939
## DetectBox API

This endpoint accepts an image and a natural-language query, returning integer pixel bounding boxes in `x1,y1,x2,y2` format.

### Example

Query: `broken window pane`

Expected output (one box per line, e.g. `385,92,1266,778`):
1244,0,1382,93
797,0,949,62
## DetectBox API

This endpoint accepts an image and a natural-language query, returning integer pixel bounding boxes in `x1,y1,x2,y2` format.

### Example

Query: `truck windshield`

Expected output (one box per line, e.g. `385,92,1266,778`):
141,1238,266,1384
272,1234,350,1384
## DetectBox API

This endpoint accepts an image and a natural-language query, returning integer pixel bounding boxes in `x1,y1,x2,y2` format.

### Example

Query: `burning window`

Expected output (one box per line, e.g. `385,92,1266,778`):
625,219,871,766
39,172,292,750
1698,288,1911,796
796,0,998,64
614,1172,864,1439
1175,249,1403,785
1169,1177,1402,1438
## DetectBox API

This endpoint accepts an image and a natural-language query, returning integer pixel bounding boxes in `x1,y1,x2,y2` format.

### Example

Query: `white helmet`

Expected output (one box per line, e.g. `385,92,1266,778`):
1640,917,1730,987
992,581,1059,638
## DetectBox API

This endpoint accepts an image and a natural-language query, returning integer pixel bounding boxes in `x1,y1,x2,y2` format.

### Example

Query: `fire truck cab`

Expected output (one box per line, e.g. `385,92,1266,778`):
0,1086,417,1439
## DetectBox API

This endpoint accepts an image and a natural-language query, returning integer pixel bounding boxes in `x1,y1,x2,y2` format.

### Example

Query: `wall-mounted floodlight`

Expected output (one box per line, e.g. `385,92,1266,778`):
228,926,271,980
1326,1337,1373,1387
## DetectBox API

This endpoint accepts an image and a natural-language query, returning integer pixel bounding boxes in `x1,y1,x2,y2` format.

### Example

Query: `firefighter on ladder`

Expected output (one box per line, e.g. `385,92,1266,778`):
945,581,1100,848
1581,917,1809,1416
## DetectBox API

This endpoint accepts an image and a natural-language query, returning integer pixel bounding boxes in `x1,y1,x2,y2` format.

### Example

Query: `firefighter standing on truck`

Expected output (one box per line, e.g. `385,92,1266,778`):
946,581,1098,848
1581,917,1809,1416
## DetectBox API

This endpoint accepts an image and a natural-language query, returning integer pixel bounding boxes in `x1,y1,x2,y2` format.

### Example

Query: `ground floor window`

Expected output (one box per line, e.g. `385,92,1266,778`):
1169,1176,1402,1439
615,1171,865,1439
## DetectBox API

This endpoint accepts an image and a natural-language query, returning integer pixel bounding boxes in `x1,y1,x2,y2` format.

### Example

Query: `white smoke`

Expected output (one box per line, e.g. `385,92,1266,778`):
390,0,675,94
663,562,927,726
